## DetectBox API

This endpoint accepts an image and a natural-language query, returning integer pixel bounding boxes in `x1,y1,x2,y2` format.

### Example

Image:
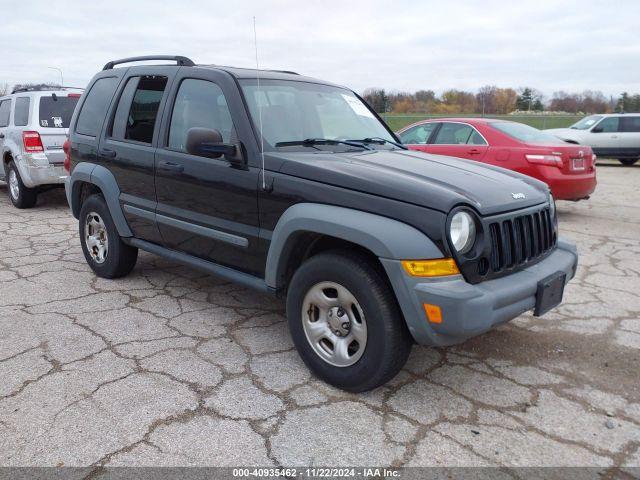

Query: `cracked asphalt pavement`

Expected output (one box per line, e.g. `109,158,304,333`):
0,161,638,471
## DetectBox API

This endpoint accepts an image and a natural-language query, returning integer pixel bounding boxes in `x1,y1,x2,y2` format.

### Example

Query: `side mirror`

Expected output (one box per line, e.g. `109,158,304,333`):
591,127,603,133
185,127,246,167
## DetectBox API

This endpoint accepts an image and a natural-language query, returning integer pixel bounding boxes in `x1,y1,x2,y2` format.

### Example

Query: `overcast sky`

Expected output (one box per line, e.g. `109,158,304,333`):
1,0,638,99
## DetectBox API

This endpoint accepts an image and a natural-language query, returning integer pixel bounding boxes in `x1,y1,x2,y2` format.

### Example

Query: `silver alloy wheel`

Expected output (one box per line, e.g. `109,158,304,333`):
8,169,19,201
84,212,109,264
301,281,367,367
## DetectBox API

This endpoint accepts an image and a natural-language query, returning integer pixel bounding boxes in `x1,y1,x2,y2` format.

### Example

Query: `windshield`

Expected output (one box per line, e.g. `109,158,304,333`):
240,79,394,150
39,95,80,128
490,122,565,145
569,115,602,130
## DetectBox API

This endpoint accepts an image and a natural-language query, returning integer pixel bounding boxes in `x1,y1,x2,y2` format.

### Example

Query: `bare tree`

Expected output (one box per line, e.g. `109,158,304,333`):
0,82,9,96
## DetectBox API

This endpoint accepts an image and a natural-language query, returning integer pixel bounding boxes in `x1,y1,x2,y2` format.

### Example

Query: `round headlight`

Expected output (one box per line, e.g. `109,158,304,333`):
549,194,556,219
450,211,476,254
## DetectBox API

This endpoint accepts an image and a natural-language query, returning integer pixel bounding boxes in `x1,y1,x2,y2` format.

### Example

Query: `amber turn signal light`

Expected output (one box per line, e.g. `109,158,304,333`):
401,258,460,277
423,303,443,324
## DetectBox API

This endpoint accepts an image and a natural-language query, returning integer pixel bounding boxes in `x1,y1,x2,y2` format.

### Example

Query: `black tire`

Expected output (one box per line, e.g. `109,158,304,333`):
286,250,412,392
618,158,638,166
79,194,138,279
6,161,37,208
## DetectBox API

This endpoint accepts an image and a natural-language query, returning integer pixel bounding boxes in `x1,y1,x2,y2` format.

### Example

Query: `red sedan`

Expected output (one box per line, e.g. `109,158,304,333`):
397,118,596,200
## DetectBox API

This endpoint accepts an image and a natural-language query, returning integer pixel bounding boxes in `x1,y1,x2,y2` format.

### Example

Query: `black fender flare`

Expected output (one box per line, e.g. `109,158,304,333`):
66,162,132,237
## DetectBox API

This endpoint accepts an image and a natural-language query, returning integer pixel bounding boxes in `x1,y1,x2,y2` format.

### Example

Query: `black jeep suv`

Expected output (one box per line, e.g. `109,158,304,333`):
65,55,578,392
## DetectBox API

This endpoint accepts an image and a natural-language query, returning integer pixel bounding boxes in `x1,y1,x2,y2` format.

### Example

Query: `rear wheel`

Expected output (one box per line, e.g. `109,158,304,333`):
79,194,138,278
286,250,412,392
619,158,638,166
6,161,37,208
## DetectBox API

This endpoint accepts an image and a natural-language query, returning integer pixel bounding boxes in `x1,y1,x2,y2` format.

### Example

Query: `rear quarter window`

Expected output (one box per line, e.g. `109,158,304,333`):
14,97,30,126
0,99,11,127
39,96,78,128
76,77,119,136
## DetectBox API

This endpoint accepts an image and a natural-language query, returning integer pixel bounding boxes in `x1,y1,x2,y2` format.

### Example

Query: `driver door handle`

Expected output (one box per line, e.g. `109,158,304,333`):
0,133,5,139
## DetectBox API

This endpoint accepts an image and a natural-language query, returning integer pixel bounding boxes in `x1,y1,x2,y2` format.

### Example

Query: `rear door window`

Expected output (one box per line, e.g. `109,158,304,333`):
0,100,11,127
620,116,640,132
122,76,167,144
468,129,487,145
39,95,79,128
76,77,119,136
14,97,30,126
433,123,474,144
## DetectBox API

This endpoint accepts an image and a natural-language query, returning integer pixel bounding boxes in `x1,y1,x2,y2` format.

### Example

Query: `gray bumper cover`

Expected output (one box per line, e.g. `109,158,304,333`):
381,238,578,346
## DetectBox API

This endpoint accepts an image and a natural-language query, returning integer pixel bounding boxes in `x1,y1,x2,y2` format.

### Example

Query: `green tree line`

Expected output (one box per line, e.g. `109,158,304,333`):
362,86,631,115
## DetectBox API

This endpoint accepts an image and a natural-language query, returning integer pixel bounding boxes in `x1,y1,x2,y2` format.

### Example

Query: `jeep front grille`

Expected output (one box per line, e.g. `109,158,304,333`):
487,207,556,273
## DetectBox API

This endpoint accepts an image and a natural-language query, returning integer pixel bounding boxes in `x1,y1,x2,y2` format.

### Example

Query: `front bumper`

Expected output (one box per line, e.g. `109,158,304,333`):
15,154,67,188
381,238,578,346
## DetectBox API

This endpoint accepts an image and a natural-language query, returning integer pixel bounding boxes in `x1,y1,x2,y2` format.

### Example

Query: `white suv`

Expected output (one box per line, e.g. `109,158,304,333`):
546,113,640,166
0,86,82,208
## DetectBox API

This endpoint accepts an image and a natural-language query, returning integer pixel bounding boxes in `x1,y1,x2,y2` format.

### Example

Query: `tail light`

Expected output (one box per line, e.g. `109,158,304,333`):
67,93,82,98
525,154,563,167
63,139,71,172
22,131,44,153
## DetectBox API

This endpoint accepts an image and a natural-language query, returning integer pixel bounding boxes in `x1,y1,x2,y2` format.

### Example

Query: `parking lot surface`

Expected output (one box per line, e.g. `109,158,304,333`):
0,162,638,471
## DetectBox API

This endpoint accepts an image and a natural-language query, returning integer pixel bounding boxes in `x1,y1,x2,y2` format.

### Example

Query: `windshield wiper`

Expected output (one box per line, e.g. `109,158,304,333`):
275,138,374,150
347,137,408,150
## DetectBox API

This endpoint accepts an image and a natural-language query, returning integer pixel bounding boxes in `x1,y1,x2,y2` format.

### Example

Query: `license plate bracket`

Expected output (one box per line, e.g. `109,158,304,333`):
571,158,585,171
534,271,566,316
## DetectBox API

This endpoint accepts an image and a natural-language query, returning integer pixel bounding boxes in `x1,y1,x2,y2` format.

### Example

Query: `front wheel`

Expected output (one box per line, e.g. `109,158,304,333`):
6,161,37,208
619,158,638,166
286,251,412,392
79,194,138,278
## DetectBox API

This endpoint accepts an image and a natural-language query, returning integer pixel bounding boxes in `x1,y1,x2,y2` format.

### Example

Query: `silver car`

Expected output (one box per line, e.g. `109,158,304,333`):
0,86,82,208
546,113,640,166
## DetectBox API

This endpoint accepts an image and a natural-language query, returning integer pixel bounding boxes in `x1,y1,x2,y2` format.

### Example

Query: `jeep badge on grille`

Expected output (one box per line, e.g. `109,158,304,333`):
512,192,526,199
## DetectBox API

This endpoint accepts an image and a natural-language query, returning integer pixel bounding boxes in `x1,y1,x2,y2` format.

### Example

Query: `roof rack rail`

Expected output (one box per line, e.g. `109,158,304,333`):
103,55,195,70
268,69,299,75
10,85,82,94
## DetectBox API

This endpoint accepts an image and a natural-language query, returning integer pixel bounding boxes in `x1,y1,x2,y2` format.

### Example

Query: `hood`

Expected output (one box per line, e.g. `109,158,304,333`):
545,128,585,141
271,149,549,216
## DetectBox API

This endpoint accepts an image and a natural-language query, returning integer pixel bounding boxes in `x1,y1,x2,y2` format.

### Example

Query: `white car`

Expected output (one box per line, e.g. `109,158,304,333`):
0,86,83,208
546,113,640,166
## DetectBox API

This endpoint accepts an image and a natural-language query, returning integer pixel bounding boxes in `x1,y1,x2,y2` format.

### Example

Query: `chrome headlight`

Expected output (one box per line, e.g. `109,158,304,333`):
449,211,476,254
549,193,556,219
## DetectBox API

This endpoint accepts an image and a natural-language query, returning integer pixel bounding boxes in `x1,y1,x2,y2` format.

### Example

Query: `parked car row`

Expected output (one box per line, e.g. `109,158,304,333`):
55,55,578,391
0,86,82,207
397,118,597,201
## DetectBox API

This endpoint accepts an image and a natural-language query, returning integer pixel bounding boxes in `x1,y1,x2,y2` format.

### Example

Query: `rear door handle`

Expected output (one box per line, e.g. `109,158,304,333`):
99,148,116,158
158,161,184,173
0,133,5,139
467,148,481,154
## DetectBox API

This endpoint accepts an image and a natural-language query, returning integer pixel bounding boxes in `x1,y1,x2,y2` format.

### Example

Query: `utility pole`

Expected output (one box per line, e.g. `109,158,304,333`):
47,67,63,86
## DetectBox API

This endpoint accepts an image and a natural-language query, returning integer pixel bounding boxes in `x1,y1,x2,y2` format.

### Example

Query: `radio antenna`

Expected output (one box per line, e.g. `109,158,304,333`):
253,16,266,190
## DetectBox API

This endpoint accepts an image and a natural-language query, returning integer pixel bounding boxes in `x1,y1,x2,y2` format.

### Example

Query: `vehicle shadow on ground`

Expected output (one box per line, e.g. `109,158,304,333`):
0,183,68,208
